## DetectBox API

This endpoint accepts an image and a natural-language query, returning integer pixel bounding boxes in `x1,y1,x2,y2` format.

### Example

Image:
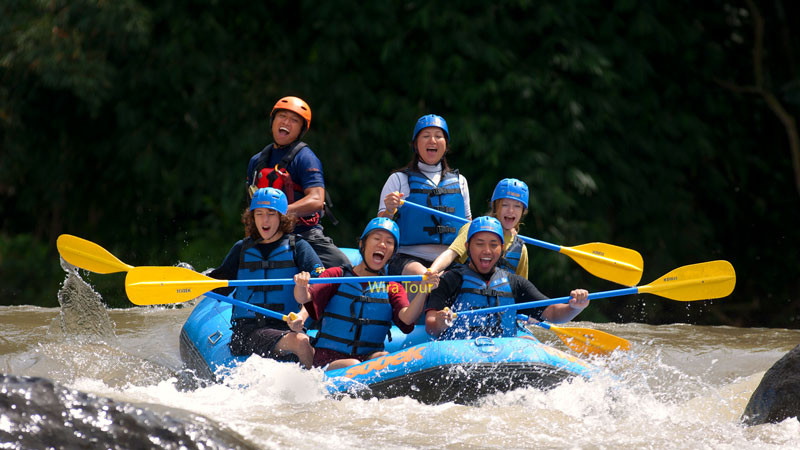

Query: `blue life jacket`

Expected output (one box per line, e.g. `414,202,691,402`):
444,267,516,340
395,169,465,245
498,234,523,274
231,236,299,321
315,266,393,356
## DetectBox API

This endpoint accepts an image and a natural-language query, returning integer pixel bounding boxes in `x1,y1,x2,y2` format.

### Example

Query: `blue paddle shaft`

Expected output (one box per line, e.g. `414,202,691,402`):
227,274,424,288
516,314,552,330
402,200,562,252
458,286,640,317
516,235,561,253
204,291,287,321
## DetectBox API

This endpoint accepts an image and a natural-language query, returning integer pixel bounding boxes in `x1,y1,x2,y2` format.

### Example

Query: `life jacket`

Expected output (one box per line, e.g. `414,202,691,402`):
497,234,523,274
231,236,299,321
394,169,465,245
444,267,516,340
252,142,306,203
314,266,393,356
249,141,339,226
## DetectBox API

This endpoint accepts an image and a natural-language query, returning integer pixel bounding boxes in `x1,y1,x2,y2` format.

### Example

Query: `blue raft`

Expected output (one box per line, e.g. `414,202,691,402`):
180,301,599,404
180,247,598,404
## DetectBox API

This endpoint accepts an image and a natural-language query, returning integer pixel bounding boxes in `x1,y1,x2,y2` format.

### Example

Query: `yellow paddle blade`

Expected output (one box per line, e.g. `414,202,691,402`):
549,325,631,356
560,242,644,286
125,266,229,305
57,234,134,274
639,260,736,301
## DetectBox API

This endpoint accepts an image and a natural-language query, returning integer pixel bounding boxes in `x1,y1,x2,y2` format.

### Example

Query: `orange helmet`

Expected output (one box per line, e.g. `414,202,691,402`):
270,96,312,131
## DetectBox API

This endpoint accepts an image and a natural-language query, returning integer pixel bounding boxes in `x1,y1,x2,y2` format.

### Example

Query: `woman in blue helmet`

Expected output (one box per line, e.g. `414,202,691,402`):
429,178,530,278
293,218,440,370
207,187,324,369
378,114,471,278
425,216,589,340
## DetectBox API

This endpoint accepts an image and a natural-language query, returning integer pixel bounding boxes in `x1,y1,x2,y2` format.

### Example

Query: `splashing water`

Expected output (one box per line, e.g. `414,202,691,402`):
55,257,116,341
2,273,800,449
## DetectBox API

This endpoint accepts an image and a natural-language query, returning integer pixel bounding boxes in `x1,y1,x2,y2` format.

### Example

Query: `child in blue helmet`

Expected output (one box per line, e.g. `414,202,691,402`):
207,187,324,369
425,216,589,340
378,114,472,278
293,218,440,370
429,178,530,278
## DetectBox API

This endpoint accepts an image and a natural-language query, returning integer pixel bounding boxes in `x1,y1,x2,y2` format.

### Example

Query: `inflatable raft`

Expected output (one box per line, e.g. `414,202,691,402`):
180,296,599,404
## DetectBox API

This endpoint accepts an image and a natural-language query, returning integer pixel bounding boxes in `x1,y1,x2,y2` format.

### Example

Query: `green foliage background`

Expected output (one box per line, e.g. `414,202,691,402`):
2,0,798,327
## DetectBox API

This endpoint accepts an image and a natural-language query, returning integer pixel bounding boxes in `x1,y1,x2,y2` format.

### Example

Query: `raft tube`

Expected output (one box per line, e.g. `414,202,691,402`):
180,295,599,404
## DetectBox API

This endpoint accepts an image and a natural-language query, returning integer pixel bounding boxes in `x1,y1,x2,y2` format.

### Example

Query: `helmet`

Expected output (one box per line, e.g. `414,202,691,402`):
467,216,504,245
270,96,312,131
411,114,449,143
250,187,288,215
491,178,529,209
360,217,400,252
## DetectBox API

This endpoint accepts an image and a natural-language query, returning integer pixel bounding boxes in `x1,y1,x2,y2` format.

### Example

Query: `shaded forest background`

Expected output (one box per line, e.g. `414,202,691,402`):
1,0,798,328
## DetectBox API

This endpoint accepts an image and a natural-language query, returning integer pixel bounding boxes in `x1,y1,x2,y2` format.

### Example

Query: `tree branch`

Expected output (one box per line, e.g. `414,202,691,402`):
729,0,800,197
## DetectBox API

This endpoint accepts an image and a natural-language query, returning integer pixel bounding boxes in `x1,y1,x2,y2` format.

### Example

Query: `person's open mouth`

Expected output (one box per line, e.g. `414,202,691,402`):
371,250,386,266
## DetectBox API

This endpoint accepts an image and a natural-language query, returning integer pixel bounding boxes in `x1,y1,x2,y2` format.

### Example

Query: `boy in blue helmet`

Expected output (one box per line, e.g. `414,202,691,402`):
425,216,589,340
293,218,441,370
207,188,324,369
378,114,472,278
430,178,531,278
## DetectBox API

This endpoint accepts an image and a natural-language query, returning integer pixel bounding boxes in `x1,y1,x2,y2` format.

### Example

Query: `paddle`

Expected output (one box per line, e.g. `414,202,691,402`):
57,233,424,309
57,235,307,322
455,260,735,318
125,265,425,306
57,234,134,274
203,291,298,322
517,314,631,356
398,199,644,286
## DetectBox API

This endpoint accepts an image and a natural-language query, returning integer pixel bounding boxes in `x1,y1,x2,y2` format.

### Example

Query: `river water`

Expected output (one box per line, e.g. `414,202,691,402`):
2,279,799,449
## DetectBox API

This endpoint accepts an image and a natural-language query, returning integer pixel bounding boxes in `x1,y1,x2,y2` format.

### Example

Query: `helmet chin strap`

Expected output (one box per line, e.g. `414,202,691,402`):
362,262,383,275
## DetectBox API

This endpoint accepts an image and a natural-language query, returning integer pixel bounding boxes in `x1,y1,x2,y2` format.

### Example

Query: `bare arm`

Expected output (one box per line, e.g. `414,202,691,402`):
541,289,590,323
429,249,459,274
398,271,440,325
379,191,404,218
287,305,310,332
287,187,325,217
293,272,312,304
425,309,453,336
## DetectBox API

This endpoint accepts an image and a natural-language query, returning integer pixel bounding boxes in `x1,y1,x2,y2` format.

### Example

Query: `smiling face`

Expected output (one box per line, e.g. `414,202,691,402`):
414,126,448,165
271,110,304,146
253,208,282,243
360,229,396,272
467,231,503,275
496,199,525,231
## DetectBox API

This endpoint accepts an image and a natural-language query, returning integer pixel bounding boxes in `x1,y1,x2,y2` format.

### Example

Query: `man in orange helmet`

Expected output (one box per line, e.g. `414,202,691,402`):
246,96,350,269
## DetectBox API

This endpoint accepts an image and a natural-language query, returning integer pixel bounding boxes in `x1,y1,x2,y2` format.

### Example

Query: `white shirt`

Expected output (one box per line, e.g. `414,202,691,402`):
377,162,471,261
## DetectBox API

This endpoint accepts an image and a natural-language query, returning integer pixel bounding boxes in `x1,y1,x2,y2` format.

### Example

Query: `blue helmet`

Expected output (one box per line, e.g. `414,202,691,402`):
467,216,504,245
491,178,529,209
250,187,288,215
360,217,400,252
411,114,449,143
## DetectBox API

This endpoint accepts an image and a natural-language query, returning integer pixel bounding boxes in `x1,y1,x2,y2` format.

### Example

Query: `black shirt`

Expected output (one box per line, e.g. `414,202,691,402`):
426,264,548,321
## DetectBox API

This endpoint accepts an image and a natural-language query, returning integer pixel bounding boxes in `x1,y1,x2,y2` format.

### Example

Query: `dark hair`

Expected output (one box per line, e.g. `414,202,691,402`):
485,199,528,232
241,208,297,240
